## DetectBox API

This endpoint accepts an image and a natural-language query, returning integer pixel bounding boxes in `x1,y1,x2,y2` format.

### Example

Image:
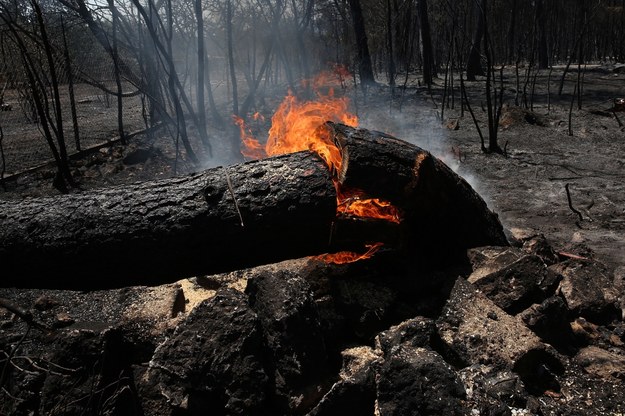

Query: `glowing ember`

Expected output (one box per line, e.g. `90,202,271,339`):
337,189,401,224
313,243,384,265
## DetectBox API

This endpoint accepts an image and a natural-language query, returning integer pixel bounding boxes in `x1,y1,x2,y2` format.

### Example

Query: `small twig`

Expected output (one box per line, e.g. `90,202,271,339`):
1,327,30,389
222,167,244,227
558,251,590,261
565,183,583,222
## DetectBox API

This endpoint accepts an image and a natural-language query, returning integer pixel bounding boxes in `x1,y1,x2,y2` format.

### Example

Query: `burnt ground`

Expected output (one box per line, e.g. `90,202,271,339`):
0,64,624,415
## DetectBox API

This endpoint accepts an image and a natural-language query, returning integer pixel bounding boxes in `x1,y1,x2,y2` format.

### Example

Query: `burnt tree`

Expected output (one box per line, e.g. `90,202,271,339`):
417,0,435,86
466,0,486,81
347,0,376,86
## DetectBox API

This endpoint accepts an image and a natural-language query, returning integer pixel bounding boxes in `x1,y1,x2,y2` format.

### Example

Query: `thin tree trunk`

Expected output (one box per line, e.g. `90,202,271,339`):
417,0,434,86
226,0,239,115
386,0,396,92
536,0,549,69
347,0,376,86
466,0,486,81
31,0,75,188
109,0,126,145
60,17,81,152
507,0,517,64
194,0,212,154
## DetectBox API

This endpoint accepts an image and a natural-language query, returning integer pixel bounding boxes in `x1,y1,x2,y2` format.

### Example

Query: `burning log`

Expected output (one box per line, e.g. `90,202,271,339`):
0,125,507,289
330,122,508,261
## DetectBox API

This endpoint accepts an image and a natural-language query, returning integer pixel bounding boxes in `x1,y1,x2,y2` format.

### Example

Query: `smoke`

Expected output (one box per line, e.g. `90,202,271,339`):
358,103,496,212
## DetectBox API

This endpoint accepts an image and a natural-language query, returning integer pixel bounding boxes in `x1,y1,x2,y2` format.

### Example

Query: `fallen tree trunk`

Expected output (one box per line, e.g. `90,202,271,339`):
1,125,508,289
0,152,337,289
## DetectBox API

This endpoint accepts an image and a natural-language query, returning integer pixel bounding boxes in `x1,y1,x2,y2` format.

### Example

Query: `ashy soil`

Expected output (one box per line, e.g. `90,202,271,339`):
0,64,624,275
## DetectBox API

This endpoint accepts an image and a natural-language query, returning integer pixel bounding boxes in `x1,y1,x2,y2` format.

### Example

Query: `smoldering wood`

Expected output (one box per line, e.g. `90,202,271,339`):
330,122,508,261
0,152,338,289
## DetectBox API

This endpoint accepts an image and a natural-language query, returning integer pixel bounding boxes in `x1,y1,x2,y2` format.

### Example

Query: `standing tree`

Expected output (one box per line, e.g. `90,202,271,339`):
536,0,549,69
466,0,486,81
347,0,375,86
417,0,435,86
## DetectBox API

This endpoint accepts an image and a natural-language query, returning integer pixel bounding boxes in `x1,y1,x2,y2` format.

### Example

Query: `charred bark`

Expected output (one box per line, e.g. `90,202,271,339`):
330,122,508,261
0,153,336,289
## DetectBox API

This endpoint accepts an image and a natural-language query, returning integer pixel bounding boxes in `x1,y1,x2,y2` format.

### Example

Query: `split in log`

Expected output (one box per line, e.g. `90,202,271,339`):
0,125,508,289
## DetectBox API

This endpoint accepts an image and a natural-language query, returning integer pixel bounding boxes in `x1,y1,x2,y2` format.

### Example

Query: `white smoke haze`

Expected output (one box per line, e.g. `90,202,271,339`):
358,103,495,212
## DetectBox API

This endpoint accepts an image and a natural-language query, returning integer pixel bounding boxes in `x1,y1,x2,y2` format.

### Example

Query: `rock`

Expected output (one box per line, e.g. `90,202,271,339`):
53,311,75,328
570,317,602,344
552,261,620,323
307,347,378,416
34,295,59,311
246,270,330,413
459,364,528,413
574,346,625,381
522,234,560,266
519,296,576,353
332,277,398,339
147,288,269,415
123,148,152,165
376,345,465,416
437,278,562,392
467,246,525,280
375,316,436,355
469,254,560,314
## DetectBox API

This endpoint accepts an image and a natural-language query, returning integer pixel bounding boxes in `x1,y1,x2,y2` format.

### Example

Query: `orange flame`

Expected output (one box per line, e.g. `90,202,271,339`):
337,190,401,224
233,115,265,159
236,70,401,263
313,243,384,264
239,78,357,173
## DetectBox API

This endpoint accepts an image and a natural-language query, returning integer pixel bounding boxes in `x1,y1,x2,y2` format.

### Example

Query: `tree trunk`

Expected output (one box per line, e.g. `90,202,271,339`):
536,0,549,69
226,0,239,115
417,0,434,86
386,0,396,90
60,16,81,152
0,153,336,289
347,0,376,86
31,0,74,188
466,0,486,81
507,0,517,64
109,0,126,144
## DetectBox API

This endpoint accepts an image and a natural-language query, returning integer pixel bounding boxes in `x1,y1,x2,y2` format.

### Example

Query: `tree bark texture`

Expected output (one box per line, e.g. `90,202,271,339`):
0,153,336,289
330,122,508,261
